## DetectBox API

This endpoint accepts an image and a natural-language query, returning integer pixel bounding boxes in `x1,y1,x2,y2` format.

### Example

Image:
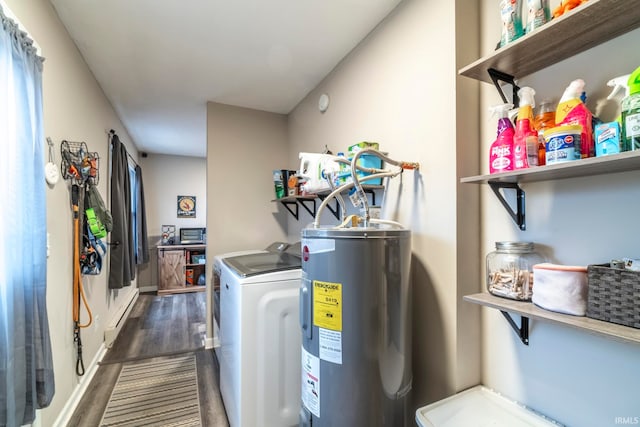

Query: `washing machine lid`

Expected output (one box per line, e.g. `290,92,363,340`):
223,251,301,277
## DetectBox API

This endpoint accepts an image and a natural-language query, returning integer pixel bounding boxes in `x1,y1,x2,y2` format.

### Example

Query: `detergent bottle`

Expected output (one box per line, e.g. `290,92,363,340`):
299,152,339,194
513,87,539,168
499,0,524,47
489,103,515,174
534,99,556,166
621,66,640,152
526,0,551,33
556,79,594,158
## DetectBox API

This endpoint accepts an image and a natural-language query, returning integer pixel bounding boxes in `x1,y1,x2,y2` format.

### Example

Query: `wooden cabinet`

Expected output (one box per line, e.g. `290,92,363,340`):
157,244,206,294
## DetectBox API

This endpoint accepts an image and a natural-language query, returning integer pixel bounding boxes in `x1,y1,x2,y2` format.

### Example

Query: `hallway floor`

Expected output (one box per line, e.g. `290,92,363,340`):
67,291,229,426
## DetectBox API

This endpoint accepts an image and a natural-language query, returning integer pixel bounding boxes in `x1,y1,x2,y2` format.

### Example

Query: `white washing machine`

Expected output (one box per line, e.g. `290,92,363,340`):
213,248,268,354
218,244,302,427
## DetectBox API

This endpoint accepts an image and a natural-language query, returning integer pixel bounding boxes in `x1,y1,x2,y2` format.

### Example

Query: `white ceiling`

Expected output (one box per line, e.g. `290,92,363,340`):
50,0,403,158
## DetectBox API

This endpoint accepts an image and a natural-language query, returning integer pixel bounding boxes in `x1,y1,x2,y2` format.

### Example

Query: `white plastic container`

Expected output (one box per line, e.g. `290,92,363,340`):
532,263,588,316
544,124,582,164
416,386,559,427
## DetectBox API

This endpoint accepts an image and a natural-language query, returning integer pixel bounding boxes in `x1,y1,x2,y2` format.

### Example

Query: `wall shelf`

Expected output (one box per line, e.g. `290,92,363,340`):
458,0,640,83
273,185,384,220
464,292,640,345
461,151,640,229
462,150,640,185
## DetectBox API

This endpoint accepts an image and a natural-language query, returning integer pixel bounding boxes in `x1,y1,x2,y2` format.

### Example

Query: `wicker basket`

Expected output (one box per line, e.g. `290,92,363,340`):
586,264,640,329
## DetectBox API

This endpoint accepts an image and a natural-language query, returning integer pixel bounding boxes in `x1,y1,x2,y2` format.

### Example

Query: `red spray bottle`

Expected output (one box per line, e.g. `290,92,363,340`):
513,87,539,169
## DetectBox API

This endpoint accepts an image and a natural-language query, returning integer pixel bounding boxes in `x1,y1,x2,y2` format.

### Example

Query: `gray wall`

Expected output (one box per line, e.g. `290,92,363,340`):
287,0,482,411
205,102,290,343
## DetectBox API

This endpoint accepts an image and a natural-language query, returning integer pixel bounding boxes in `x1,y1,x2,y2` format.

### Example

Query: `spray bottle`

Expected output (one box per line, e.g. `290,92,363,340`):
513,87,539,168
556,79,594,158
608,75,631,103
489,103,515,174
606,74,630,124
621,66,640,152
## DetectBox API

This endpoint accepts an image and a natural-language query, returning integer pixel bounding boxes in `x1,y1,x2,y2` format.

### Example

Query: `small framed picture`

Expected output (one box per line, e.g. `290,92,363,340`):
177,195,196,218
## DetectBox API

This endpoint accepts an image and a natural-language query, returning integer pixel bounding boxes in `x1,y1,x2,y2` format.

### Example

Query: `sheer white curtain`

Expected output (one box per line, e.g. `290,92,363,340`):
0,6,54,426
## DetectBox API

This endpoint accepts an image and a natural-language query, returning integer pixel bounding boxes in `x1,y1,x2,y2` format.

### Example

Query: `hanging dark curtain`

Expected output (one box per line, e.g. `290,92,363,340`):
0,6,55,426
108,132,134,288
135,165,150,264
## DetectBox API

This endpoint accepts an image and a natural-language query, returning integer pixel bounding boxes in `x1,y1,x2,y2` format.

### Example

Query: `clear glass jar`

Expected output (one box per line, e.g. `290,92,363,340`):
486,241,545,301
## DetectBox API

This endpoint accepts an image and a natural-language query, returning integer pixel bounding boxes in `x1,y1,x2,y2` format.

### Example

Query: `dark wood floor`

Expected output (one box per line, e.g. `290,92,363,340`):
67,292,229,426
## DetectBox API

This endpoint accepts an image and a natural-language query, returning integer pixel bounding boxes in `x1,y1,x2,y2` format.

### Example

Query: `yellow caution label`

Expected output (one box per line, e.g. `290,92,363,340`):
313,280,342,331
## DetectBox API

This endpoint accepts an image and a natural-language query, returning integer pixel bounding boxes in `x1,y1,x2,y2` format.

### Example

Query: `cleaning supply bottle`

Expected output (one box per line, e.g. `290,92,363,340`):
513,87,539,168
556,79,594,158
606,74,630,127
499,0,524,47
526,0,550,33
534,99,556,166
621,66,640,152
489,103,515,174
607,74,631,105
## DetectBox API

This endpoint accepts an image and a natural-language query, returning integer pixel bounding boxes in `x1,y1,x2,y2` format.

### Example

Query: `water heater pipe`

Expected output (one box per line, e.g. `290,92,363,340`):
350,148,419,227
312,149,418,228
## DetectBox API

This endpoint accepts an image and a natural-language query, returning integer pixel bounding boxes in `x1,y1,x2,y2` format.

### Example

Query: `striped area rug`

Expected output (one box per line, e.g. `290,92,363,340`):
100,354,202,427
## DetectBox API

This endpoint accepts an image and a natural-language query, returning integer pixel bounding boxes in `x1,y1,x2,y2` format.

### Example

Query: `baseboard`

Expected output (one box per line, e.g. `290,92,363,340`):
52,343,107,427
138,285,157,293
104,288,139,348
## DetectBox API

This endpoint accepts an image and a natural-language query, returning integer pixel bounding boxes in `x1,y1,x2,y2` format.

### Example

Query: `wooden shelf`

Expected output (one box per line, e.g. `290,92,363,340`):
459,0,640,83
273,184,385,220
461,150,640,185
271,184,385,203
464,292,640,345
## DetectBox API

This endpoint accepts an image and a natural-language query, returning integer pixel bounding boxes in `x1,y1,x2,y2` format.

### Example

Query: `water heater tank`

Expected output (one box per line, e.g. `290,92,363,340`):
299,225,412,426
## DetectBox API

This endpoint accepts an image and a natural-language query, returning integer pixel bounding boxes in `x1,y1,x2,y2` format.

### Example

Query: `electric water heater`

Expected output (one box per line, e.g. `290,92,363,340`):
299,225,412,426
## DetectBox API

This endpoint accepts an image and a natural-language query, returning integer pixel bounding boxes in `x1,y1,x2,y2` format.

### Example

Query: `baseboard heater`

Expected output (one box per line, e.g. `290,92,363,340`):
104,288,139,348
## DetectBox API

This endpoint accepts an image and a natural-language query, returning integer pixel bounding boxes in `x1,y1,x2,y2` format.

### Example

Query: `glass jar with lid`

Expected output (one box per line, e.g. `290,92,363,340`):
486,241,545,301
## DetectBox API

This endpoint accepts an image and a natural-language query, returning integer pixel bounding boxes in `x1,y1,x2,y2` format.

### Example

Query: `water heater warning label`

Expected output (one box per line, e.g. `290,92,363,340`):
302,347,320,418
319,328,342,364
313,281,342,331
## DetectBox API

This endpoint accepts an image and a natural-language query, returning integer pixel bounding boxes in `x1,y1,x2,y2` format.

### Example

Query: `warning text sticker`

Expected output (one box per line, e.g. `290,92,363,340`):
313,280,342,331
319,328,342,364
